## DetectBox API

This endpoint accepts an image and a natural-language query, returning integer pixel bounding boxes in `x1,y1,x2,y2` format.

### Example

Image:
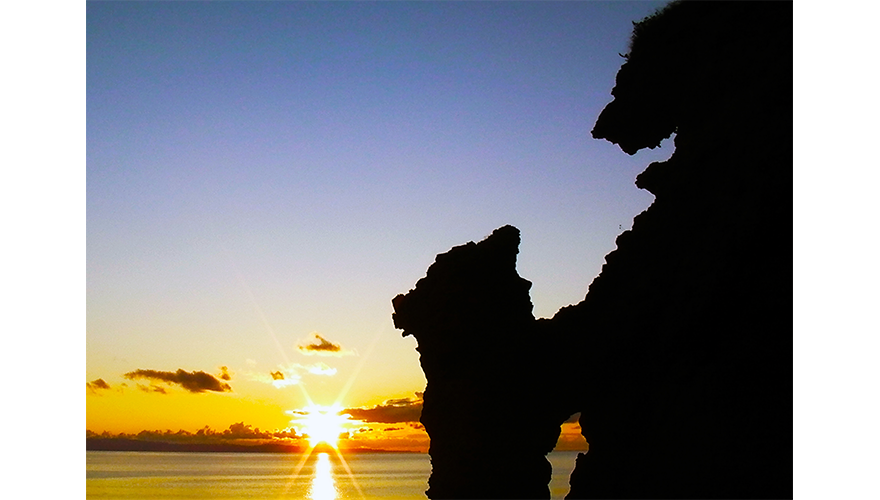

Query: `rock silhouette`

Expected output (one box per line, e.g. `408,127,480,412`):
393,226,575,499
393,1,792,498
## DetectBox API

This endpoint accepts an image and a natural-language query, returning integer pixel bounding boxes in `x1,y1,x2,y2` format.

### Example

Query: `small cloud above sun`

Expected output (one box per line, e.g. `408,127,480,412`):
296,332,355,357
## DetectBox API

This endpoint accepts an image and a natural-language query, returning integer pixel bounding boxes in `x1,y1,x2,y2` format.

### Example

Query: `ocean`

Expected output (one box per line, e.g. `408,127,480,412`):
87,450,582,499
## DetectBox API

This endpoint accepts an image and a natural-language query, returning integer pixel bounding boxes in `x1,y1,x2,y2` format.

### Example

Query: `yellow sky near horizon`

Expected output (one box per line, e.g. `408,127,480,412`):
86,330,588,453
87,326,426,430
86,379,588,453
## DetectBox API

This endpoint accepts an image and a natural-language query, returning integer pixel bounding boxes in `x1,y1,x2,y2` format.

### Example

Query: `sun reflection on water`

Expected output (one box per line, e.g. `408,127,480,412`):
310,452,337,500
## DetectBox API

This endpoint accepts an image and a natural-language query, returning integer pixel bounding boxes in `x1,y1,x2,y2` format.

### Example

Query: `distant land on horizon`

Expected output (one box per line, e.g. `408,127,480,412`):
86,437,423,454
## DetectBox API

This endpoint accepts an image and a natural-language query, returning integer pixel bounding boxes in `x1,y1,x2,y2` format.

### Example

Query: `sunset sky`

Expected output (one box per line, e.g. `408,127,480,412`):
85,1,679,452
0,0,871,496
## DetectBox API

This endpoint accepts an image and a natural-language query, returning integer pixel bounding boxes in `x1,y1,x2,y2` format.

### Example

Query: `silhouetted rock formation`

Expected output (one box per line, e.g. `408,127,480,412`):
393,226,574,499
563,2,792,498
394,1,792,498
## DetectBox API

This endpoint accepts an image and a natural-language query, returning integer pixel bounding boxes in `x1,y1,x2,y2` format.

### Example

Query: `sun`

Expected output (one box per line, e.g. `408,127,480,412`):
298,404,350,449
286,404,365,499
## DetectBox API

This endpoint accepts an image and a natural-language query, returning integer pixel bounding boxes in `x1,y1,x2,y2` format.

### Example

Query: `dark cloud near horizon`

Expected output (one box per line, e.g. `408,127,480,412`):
219,366,231,381
209,422,298,440
344,394,423,423
270,370,285,380
87,422,301,442
297,333,352,356
123,369,232,393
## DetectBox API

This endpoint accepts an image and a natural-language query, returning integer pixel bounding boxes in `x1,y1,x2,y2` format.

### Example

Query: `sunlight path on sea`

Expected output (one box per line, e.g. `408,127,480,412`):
310,453,336,500
86,450,582,498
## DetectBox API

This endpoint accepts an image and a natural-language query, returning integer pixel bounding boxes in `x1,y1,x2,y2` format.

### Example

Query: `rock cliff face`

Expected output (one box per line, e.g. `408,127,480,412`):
393,1,792,498
392,226,574,499
564,2,792,498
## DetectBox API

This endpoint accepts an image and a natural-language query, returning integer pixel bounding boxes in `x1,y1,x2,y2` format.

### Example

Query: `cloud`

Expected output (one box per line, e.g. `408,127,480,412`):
250,366,302,388
269,368,301,388
89,423,303,444
206,422,300,441
340,416,430,452
253,361,337,389
344,393,423,423
137,383,168,394
86,378,111,394
296,333,354,357
123,369,232,393
219,366,232,381
303,362,337,376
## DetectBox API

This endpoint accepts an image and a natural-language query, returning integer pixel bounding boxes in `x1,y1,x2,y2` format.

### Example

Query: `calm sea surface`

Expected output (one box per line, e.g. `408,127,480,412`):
87,450,582,499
